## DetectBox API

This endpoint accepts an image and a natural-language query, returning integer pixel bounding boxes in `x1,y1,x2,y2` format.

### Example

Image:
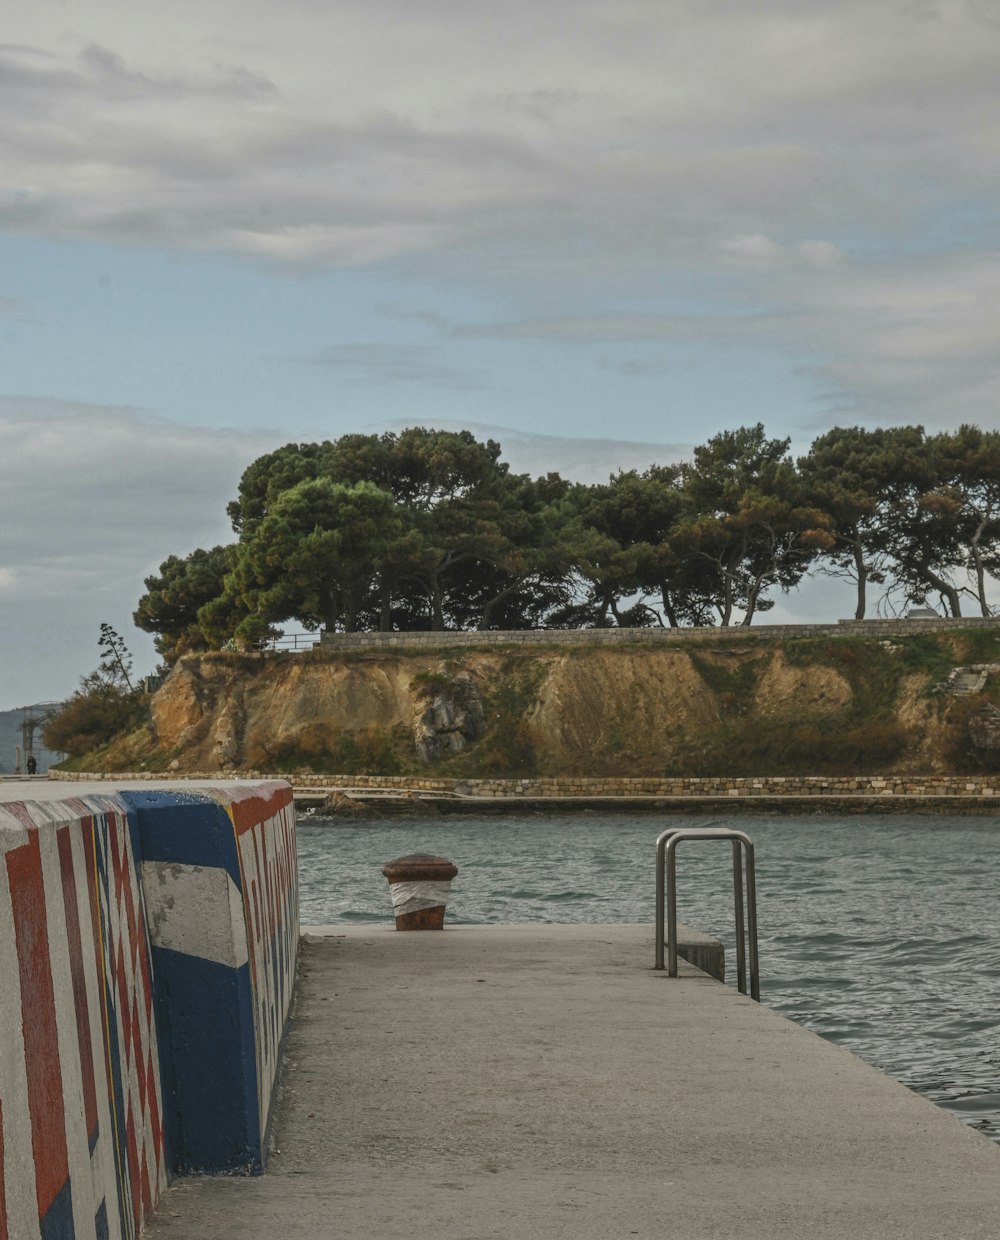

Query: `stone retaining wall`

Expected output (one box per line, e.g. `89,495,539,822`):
317,614,1000,651
52,771,1000,799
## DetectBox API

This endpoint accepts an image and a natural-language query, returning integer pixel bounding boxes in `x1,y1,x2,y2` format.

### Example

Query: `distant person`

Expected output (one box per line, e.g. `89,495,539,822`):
26,755,37,775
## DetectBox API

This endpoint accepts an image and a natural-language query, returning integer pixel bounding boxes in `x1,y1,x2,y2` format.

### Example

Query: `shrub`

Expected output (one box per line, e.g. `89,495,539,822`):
43,677,146,758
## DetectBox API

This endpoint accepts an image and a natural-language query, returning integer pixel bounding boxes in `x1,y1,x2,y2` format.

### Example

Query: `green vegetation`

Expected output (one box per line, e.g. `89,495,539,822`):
459,657,548,776
783,638,909,717
134,423,1000,663
264,726,411,776
669,716,909,777
44,625,149,759
688,650,768,717
409,668,459,698
670,635,924,775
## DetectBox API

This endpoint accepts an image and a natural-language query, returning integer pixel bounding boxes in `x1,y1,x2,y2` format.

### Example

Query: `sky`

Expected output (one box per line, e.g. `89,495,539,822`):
3,0,1000,708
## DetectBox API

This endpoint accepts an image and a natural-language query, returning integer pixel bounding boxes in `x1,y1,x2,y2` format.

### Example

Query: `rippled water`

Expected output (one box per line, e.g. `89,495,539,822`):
297,811,1000,1142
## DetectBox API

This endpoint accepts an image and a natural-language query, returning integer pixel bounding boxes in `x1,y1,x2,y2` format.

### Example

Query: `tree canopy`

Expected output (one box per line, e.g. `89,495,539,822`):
134,423,1000,661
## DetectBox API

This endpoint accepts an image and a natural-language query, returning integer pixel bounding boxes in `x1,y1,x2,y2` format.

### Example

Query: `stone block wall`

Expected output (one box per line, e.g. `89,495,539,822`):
52,770,1000,800
0,781,297,1240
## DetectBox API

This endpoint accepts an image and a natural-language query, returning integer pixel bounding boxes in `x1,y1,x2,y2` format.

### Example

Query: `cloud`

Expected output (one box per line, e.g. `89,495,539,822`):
2,2,999,270
0,295,36,322
376,240,1000,429
3,1,1000,433
721,235,846,271
378,417,691,482
425,311,775,343
0,398,280,704
767,249,1000,424
294,343,488,391
0,398,278,577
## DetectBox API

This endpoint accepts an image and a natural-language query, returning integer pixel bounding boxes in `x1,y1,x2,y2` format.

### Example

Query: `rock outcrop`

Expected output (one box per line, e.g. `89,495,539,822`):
411,667,485,762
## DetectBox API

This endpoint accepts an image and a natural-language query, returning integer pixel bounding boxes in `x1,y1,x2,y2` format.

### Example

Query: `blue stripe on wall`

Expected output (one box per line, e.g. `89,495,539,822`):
40,1180,75,1240
120,792,242,888
149,946,263,1174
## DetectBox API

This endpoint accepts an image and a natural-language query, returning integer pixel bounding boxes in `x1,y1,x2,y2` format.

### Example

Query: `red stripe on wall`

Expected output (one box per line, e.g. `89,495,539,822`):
229,785,292,835
250,826,275,944
146,1047,163,1166
109,820,126,905
79,820,117,1137
1,802,34,830
115,946,131,1064
57,828,100,1145
133,880,155,1028
6,833,71,1221
125,1110,139,1228
140,1154,151,1219
122,868,137,973
0,1097,9,1240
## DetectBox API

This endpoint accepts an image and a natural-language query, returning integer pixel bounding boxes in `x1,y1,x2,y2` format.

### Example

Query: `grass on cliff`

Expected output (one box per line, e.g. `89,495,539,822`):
443,655,548,777
671,629,1000,777
667,716,910,777
260,725,412,776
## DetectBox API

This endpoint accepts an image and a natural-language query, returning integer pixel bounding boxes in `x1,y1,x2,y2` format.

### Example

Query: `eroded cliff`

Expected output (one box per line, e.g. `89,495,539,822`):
90,628,1000,777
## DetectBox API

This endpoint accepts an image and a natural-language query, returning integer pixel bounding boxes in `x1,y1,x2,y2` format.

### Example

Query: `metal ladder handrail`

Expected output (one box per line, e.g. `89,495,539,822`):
655,826,760,1001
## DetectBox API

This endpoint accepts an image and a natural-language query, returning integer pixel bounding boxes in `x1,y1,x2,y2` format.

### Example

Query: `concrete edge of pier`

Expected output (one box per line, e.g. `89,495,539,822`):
145,922,1000,1240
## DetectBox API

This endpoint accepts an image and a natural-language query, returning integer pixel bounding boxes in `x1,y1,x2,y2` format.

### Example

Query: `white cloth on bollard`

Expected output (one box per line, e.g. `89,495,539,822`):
387,879,453,916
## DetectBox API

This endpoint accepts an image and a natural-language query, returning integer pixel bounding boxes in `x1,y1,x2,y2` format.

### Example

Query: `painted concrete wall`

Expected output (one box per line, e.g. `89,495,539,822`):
0,781,298,1240
126,784,298,1175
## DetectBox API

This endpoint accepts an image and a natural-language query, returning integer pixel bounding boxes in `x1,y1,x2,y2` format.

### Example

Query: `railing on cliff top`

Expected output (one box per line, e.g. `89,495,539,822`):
313,613,1000,650
265,632,320,651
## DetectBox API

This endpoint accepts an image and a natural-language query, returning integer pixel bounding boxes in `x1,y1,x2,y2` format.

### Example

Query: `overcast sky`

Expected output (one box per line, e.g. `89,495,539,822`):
3,0,1000,708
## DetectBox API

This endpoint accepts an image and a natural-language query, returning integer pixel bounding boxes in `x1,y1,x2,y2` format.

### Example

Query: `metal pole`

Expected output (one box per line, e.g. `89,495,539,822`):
654,827,681,970
666,836,679,978
731,838,747,995
654,830,667,970
744,838,760,1001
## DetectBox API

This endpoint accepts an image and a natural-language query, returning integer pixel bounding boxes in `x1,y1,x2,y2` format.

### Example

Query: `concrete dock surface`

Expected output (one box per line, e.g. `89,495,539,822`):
146,923,1000,1239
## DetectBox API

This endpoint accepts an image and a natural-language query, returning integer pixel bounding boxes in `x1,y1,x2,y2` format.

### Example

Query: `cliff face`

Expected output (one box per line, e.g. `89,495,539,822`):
111,631,995,778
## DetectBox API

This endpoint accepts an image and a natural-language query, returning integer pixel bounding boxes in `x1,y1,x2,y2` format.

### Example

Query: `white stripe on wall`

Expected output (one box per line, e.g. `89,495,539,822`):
141,861,250,969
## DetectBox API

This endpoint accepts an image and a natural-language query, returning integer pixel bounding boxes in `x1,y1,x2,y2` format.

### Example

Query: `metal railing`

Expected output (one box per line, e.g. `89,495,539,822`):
655,826,760,1001
264,633,319,651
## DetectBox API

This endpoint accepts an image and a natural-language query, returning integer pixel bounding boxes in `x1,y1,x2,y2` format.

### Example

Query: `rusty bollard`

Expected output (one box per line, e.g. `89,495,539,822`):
381,854,459,930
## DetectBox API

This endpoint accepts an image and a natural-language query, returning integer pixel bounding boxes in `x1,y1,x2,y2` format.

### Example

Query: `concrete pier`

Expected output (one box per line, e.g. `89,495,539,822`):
145,923,1000,1239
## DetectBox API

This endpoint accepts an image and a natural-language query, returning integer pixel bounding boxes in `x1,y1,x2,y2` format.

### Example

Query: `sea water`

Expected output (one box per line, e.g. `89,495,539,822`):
296,811,1000,1142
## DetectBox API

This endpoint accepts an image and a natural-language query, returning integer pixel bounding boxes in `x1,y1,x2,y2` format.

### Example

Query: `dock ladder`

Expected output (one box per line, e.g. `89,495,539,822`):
655,826,760,1001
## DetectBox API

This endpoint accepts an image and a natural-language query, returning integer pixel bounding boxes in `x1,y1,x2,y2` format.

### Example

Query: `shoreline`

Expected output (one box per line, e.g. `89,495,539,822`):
296,792,1000,816
50,763,1000,813
39,772,1000,816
